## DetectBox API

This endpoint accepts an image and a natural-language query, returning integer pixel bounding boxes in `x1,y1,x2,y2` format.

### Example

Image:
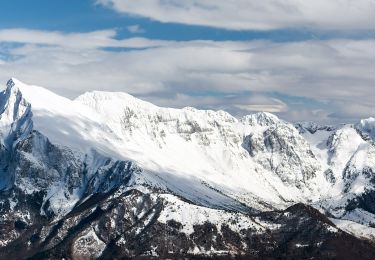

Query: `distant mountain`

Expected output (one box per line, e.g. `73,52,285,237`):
0,78,374,259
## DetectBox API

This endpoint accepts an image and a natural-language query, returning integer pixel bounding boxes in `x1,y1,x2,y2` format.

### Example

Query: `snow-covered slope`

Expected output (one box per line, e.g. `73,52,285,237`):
0,78,375,258
0,78,321,211
75,89,327,210
2,78,374,212
297,121,375,240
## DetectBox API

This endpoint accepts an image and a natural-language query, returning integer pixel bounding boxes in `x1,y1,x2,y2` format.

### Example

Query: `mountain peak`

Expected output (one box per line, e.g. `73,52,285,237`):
1,78,28,111
3,78,52,104
6,78,16,88
295,121,336,134
241,111,280,126
5,78,23,94
6,77,24,87
75,90,158,113
0,78,33,149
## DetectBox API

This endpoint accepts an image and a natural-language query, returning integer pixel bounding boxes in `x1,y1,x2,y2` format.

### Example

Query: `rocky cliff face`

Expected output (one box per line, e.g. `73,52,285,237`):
0,78,375,259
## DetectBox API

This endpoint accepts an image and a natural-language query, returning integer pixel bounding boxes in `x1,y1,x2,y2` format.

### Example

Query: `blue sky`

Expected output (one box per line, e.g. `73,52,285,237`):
1,0,375,123
2,0,374,42
0,0,335,41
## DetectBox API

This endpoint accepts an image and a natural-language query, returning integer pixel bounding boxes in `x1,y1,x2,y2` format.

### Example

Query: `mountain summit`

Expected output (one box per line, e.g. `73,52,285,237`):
0,79,375,258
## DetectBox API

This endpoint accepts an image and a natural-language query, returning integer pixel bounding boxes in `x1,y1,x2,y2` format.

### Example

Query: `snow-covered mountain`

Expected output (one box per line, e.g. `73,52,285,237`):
0,78,375,258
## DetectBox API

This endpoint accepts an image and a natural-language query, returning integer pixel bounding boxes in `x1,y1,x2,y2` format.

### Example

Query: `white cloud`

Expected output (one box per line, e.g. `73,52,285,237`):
0,28,169,49
1,28,375,122
96,0,375,31
127,24,145,34
140,93,288,116
234,98,287,113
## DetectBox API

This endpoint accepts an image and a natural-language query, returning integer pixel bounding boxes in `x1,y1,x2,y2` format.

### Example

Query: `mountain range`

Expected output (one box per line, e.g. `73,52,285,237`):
0,78,374,259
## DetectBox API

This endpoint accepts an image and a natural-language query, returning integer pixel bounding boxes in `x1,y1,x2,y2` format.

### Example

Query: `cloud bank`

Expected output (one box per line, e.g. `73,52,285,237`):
96,0,375,31
0,28,374,123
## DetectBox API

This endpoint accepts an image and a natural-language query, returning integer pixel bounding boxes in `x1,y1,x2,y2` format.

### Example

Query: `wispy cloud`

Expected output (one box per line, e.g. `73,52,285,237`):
127,24,145,34
96,0,375,31
234,97,287,113
1,28,375,122
0,29,168,49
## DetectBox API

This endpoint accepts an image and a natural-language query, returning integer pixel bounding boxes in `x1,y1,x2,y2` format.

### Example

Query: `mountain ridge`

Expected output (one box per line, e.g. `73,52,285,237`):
0,78,375,258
